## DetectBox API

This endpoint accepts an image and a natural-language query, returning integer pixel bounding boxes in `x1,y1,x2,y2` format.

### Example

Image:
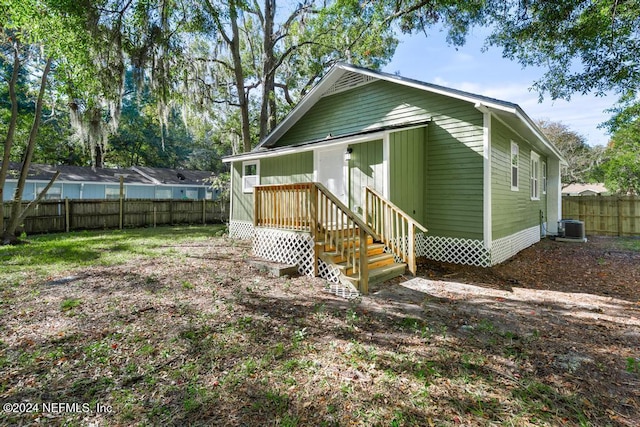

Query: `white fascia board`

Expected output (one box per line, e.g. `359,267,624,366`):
342,63,519,114
256,67,347,149
477,103,567,165
514,108,568,165
223,130,387,163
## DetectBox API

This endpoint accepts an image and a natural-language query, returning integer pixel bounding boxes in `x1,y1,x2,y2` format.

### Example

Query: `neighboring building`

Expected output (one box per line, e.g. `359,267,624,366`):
2,163,217,201
223,63,566,291
562,183,609,196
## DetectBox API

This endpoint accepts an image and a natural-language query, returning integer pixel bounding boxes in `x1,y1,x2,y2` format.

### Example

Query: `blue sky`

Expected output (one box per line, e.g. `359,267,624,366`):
382,29,614,147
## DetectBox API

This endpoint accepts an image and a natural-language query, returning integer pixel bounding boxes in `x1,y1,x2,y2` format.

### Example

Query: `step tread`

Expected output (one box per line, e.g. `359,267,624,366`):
348,262,406,279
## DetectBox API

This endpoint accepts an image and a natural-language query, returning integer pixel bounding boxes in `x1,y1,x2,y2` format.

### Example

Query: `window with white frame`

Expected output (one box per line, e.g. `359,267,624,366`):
105,186,122,199
530,151,540,200
542,161,547,195
510,141,519,191
242,160,259,193
36,184,62,200
156,188,172,199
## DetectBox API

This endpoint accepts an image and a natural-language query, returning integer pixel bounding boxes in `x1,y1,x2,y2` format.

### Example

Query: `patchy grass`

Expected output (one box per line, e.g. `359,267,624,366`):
0,228,638,426
617,236,640,252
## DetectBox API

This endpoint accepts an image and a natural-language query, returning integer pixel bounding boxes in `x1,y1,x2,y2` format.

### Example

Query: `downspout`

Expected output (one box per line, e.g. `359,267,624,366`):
475,103,492,255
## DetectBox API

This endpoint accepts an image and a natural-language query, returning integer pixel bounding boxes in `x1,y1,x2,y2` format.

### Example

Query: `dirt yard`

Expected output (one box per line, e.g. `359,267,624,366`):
1,231,638,426
373,236,640,425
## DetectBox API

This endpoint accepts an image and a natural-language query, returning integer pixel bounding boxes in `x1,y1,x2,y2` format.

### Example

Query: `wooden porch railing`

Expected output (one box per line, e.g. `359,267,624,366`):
254,182,379,293
364,186,427,275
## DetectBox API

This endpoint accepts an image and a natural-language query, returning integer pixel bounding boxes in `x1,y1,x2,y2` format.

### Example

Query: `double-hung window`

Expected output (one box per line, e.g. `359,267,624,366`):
530,151,540,200
542,161,547,195
242,160,260,193
510,141,519,191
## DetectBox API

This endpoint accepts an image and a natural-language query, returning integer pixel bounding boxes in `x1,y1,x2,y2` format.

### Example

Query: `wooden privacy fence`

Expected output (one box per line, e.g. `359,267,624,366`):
2,199,229,235
562,195,639,236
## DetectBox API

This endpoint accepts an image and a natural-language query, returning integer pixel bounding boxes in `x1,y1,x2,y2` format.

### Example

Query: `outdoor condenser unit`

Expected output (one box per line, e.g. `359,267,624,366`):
557,219,587,242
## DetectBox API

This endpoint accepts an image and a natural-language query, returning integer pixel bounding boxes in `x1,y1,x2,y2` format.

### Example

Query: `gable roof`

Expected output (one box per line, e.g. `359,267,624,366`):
224,62,566,164
2,162,213,186
562,183,609,195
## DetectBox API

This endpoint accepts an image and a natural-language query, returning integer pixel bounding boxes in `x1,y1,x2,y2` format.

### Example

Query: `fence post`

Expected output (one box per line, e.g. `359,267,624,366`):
65,198,70,233
617,197,623,237
119,176,124,230
202,198,206,225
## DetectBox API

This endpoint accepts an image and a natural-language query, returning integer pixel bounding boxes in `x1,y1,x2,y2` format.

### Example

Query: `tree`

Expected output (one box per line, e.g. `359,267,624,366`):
202,0,400,152
0,0,101,243
480,0,640,101
536,119,605,186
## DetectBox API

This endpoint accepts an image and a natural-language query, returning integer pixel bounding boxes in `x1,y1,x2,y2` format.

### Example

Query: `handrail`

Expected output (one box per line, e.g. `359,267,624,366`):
253,182,378,293
314,182,379,240
364,186,427,275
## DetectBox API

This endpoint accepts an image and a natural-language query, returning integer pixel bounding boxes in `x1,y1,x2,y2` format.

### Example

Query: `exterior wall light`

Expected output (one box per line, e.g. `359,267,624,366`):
345,147,353,161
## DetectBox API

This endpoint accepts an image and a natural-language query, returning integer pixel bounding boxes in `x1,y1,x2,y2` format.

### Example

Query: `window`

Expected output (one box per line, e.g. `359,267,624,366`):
242,160,260,193
542,162,547,195
184,189,198,199
105,186,122,199
156,188,172,199
37,185,62,200
530,151,540,200
510,142,519,191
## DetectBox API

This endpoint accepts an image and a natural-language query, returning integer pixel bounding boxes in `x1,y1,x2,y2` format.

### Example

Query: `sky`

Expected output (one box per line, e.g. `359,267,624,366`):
382,29,615,147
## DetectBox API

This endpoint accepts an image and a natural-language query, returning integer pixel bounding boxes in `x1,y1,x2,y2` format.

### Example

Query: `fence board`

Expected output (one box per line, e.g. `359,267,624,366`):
2,198,229,235
561,195,640,236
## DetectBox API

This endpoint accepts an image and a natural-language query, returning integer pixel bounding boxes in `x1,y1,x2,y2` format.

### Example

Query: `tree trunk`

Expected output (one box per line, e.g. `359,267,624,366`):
229,2,253,153
259,0,276,141
2,57,53,244
0,40,21,238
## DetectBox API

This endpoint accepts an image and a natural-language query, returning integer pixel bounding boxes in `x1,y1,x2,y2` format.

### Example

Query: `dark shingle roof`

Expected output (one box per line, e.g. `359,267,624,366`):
2,162,213,185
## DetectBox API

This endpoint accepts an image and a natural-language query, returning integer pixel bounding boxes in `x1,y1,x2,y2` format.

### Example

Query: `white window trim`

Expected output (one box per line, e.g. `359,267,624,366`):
242,160,260,193
530,151,540,200
542,161,547,195
105,186,123,199
510,141,519,191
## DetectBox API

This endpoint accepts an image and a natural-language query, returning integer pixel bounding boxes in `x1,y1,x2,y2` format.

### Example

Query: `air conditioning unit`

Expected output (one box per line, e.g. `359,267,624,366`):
557,219,587,242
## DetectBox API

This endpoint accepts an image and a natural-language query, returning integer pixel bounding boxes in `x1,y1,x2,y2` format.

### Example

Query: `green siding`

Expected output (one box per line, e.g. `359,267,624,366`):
389,128,426,225
231,151,313,222
276,80,484,151
491,118,547,239
276,79,485,239
235,78,487,240
425,123,484,240
231,161,253,222
348,139,384,216
261,151,313,185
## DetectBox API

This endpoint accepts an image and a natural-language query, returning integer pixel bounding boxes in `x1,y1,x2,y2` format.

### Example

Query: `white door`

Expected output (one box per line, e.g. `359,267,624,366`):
316,146,347,204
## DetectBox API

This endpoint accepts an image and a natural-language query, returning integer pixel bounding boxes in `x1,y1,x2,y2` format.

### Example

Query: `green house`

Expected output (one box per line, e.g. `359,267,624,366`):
223,63,566,294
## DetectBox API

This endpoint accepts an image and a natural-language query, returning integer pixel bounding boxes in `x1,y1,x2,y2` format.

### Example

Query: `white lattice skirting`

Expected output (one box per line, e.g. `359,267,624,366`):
490,225,541,265
417,234,491,267
253,228,316,277
416,225,541,267
253,228,358,298
229,220,255,240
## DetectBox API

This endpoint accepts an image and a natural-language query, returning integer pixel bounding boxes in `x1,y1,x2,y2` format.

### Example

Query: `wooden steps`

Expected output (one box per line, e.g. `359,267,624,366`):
318,231,406,294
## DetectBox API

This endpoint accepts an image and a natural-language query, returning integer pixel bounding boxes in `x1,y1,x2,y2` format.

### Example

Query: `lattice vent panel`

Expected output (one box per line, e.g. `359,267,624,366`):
322,72,377,97
253,228,315,277
490,225,540,266
416,234,490,267
229,221,255,240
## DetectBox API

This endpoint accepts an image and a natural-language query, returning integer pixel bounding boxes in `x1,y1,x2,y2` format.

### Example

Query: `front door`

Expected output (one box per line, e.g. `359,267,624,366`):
316,146,347,204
